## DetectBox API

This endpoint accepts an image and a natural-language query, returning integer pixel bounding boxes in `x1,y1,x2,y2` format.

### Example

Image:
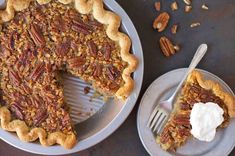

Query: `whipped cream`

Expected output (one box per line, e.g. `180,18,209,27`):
190,102,224,142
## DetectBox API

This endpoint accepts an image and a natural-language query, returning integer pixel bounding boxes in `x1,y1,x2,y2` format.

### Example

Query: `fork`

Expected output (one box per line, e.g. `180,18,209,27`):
147,44,208,134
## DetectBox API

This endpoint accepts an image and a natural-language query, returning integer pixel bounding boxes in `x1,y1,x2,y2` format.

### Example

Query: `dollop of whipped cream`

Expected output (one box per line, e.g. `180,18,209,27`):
190,102,224,142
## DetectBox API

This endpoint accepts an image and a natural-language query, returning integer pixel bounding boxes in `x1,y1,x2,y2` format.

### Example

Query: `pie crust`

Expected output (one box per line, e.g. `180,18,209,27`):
0,0,138,149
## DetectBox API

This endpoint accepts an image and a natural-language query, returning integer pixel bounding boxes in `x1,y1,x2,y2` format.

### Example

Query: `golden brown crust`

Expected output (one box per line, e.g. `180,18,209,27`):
187,71,235,117
0,106,76,149
0,0,137,148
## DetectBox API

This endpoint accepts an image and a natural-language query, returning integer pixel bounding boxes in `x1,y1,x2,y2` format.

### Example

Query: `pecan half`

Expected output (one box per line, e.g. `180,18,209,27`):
71,21,90,35
103,43,111,60
56,41,70,57
93,63,102,77
29,23,45,47
87,41,97,57
159,36,176,57
153,12,170,32
68,57,86,68
9,69,21,85
173,115,190,126
160,128,172,144
10,104,24,120
106,65,120,81
33,109,48,126
30,62,45,81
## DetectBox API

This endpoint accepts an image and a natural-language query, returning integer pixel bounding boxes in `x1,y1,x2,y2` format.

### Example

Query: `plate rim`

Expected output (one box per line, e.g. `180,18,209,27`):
137,68,235,156
0,0,144,155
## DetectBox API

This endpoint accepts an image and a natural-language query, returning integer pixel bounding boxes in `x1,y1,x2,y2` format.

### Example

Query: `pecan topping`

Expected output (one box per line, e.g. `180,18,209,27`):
68,57,86,68
56,41,70,57
10,104,24,120
159,36,176,57
153,12,170,32
178,128,190,137
109,82,120,91
29,23,45,47
30,62,45,81
106,65,120,81
103,43,111,60
9,69,21,85
93,63,102,77
33,109,48,126
87,41,97,57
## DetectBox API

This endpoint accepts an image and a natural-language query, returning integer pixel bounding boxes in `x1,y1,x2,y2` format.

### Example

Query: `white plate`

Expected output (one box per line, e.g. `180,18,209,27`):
137,68,235,156
0,0,144,155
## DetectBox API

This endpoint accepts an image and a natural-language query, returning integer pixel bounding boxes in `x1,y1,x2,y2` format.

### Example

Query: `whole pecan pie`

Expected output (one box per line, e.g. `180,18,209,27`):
0,0,138,149
157,71,235,151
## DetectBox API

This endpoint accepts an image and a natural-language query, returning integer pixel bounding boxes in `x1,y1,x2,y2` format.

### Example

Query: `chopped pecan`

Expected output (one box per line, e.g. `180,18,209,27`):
93,63,102,77
56,41,70,57
154,2,161,11
8,32,16,50
183,0,191,5
33,109,48,126
202,4,209,10
185,5,192,13
106,65,120,81
159,36,176,57
171,2,178,11
9,69,21,85
29,23,45,47
153,12,170,32
68,57,86,68
10,104,24,120
180,102,191,110
30,62,45,81
171,24,178,34
103,43,111,60
84,86,90,95
87,41,97,57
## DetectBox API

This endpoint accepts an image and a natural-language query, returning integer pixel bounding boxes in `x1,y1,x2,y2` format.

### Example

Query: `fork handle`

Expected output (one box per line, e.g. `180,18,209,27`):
169,44,208,101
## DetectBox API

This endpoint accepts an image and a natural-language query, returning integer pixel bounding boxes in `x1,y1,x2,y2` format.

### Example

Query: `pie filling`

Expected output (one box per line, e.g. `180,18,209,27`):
157,80,230,151
0,1,127,136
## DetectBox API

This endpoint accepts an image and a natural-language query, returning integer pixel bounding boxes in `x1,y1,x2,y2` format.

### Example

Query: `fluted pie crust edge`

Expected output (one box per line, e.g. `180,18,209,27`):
0,0,138,149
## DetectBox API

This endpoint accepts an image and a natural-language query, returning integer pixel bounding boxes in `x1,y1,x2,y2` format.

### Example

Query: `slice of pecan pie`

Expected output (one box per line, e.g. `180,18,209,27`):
157,71,235,151
0,0,137,149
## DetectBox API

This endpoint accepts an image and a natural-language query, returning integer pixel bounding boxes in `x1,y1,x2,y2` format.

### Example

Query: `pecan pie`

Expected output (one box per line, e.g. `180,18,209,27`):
0,0,137,149
157,71,235,151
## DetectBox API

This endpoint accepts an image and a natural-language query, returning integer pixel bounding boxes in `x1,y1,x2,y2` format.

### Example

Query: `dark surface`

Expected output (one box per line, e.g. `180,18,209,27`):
0,0,235,156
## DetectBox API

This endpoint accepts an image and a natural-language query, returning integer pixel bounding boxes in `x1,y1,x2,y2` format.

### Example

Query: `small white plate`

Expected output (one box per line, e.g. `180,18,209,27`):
137,68,235,156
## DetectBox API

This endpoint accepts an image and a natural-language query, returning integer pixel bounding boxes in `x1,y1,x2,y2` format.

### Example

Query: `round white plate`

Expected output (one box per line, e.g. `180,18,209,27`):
0,0,144,155
137,68,235,156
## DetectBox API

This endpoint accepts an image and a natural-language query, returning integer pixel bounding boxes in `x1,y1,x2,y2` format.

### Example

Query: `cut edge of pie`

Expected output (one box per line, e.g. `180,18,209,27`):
0,0,138,149
156,70,235,151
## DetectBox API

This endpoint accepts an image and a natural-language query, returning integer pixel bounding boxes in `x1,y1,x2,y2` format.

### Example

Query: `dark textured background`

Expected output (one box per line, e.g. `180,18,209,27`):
0,0,235,156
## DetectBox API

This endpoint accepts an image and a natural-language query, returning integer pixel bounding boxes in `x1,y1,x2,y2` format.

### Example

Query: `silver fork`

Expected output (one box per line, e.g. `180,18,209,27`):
147,44,208,134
